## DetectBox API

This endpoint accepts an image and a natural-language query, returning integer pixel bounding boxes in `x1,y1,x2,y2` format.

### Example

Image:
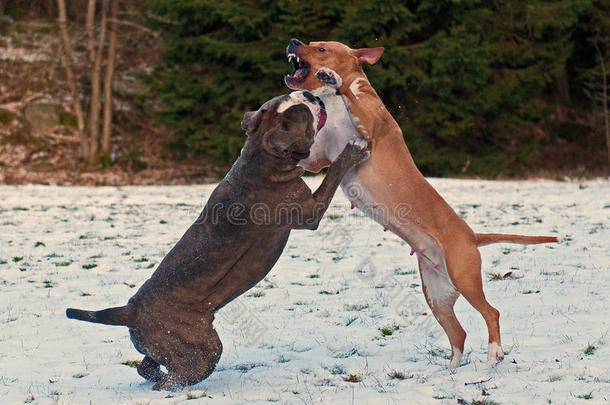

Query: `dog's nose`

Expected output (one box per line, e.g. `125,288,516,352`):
290,38,303,47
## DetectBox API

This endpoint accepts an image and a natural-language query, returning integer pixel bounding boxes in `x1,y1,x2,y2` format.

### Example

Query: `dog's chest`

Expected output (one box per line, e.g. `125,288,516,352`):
314,94,361,161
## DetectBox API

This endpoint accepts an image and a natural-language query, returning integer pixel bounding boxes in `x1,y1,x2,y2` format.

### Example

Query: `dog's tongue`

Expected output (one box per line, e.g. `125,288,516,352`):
293,69,306,81
317,109,327,131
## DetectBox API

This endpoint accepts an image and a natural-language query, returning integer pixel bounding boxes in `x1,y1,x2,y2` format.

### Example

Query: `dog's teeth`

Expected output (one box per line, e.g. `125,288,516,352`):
296,56,300,63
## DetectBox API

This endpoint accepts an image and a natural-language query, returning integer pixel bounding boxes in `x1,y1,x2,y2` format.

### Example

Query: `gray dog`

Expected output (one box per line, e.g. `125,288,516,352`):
66,91,367,390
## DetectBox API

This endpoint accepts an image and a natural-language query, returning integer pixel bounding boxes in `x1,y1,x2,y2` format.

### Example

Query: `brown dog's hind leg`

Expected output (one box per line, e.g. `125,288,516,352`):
137,356,165,382
152,326,223,391
445,243,503,366
418,258,466,369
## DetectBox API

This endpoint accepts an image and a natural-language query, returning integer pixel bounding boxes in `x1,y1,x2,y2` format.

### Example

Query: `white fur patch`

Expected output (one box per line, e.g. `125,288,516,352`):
450,347,463,369
487,342,504,366
349,78,366,98
277,92,322,132
420,261,456,307
298,92,361,170
276,93,301,113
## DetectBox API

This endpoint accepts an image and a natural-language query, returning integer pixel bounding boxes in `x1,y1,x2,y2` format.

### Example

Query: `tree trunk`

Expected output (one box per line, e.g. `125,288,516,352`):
102,0,118,156
86,0,108,166
600,52,610,166
85,0,96,66
56,0,87,159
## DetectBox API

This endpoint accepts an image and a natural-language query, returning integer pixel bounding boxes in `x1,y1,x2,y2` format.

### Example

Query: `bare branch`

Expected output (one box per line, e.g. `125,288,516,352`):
56,0,87,159
107,18,160,38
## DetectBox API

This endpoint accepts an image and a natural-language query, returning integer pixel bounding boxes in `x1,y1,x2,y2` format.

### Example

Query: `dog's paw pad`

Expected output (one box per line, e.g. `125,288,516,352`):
316,68,342,88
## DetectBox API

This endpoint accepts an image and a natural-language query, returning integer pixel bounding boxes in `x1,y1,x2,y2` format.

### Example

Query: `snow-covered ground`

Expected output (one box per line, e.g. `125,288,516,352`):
0,178,608,405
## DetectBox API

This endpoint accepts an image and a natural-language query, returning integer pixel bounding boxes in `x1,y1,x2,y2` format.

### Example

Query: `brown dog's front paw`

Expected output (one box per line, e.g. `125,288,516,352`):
316,68,343,89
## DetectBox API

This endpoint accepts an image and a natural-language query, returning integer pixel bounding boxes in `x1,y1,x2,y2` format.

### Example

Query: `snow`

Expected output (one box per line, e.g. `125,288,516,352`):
0,178,608,405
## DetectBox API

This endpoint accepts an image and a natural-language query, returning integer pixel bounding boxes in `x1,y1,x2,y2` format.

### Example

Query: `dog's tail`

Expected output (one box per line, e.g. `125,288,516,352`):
66,305,136,327
476,233,558,247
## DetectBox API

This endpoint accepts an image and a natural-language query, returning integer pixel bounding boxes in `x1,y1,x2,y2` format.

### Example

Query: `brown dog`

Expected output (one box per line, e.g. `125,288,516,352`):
285,39,558,368
66,91,368,390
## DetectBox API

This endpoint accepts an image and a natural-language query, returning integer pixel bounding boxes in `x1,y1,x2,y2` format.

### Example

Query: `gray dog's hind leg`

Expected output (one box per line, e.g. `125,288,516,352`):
137,356,165,382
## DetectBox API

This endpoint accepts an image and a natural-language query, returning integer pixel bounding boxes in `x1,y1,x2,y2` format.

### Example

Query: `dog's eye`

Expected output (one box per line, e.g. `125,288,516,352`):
318,47,326,52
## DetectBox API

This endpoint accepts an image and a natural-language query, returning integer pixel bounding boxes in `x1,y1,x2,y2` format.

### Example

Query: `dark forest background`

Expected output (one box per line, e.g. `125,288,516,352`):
0,0,608,183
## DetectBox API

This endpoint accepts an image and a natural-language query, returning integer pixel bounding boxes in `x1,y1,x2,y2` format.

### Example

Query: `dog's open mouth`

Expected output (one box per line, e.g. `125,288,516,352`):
285,53,309,87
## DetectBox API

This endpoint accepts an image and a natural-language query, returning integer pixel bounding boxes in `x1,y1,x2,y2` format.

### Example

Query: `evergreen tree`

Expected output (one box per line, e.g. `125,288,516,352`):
144,0,603,176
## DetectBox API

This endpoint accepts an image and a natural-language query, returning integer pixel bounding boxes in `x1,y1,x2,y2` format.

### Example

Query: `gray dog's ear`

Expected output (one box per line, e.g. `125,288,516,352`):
241,110,262,134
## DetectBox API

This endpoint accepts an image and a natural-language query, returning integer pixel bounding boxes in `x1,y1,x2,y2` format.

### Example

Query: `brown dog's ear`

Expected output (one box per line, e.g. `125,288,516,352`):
353,47,384,65
241,110,263,134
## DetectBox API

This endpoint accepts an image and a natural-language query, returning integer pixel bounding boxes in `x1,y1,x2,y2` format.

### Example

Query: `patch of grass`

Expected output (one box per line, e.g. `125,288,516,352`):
34,241,45,247
54,261,72,267
233,363,265,372
0,109,16,125
547,374,562,382
458,399,501,405
395,269,416,275
345,317,357,327
146,263,155,269
13,256,23,262
134,257,148,262
121,360,141,368
576,392,593,400
308,273,320,278
247,291,265,298
584,344,596,355
487,272,504,281
522,290,540,294
80,292,92,297
159,219,168,224
123,282,136,288
344,303,369,311
72,372,88,379
82,263,97,270
319,290,338,295
79,235,88,239
333,347,359,358
388,369,413,380
328,214,343,220
380,326,394,336
0,259,6,265
59,112,77,127
326,365,346,375
42,280,55,288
